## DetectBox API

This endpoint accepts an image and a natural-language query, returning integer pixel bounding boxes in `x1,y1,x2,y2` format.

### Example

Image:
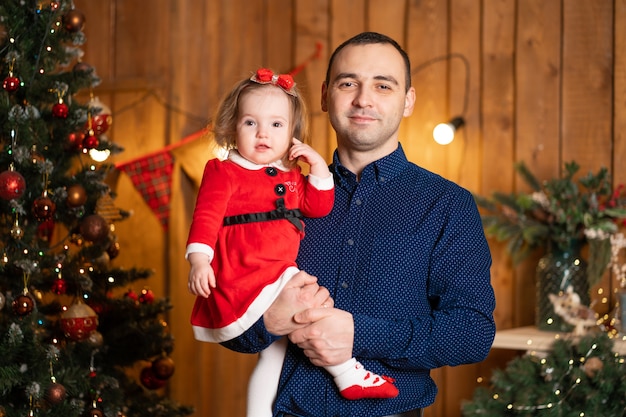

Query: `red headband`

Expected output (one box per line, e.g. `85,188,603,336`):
250,68,297,96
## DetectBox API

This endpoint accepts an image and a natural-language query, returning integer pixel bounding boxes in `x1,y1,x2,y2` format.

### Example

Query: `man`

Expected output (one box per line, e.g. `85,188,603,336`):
223,31,496,417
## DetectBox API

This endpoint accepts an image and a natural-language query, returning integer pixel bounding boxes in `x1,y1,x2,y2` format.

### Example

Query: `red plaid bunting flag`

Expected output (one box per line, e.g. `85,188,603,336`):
117,151,174,230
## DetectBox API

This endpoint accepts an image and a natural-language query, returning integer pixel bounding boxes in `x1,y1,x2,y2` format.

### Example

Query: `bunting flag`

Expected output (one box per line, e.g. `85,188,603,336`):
117,149,174,230
115,130,208,230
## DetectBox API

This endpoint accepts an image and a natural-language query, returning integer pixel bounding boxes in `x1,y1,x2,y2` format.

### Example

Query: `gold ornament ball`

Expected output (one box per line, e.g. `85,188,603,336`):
12,294,34,316
67,184,87,207
583,356,604,378
63,9,85,32
45,382,67,405
87,330,104,347
152,356,175,379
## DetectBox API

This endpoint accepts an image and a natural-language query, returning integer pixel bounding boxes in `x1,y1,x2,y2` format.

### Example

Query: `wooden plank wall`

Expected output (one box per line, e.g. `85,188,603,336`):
71,1,626,416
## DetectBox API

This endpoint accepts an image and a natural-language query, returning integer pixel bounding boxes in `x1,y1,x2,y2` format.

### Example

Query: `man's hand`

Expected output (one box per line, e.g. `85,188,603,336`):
289,307,354,367
263,271,333,336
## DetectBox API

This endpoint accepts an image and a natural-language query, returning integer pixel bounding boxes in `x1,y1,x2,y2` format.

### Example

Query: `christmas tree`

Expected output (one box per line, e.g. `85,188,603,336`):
462,333,626,416
0,1,193,416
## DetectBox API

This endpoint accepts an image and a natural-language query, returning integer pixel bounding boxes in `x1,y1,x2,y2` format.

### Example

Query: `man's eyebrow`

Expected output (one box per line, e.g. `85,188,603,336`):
333,72,399,86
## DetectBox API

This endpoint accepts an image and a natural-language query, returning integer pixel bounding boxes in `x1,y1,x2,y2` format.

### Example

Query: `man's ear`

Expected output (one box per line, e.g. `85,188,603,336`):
321,82,328,112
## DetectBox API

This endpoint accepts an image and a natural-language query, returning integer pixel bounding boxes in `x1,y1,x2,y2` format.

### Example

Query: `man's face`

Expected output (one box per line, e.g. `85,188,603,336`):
321,43,415,154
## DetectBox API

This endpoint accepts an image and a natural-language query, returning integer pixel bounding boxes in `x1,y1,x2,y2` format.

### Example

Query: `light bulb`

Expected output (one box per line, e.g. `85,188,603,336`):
432,116,465,145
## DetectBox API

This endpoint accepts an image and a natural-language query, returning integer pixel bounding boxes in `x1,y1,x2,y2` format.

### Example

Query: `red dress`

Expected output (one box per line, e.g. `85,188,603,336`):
187,151,334,342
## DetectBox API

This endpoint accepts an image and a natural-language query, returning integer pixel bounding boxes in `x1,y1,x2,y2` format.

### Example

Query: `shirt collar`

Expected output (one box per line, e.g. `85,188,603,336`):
331,143,410,187
227,149,290,172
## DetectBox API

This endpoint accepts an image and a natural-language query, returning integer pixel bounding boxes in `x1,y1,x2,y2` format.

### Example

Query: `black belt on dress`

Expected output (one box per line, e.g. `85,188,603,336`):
223,197,303,231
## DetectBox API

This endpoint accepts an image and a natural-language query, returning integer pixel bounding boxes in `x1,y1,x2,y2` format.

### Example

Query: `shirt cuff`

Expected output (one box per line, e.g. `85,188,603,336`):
308,173,334,191
185,243,214,261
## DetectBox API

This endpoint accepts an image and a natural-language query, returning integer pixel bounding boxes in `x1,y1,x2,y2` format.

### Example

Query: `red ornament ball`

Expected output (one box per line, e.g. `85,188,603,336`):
2,76,19,93
45,382,67,405
66,131,85,151
82,132,99,150
12,294,34,316
51,278,67,295
139,288,155,304
79,214,109,243
140,366,167,389
152,356,175,380
52,102,69,118
66,184,87,207
0,169,26,200
60,302,98,341
32,195,56,221
63,9,85,32
124,289,138,301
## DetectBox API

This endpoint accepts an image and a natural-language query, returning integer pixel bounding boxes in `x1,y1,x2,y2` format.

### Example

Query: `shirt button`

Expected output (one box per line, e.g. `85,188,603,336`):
347,239,354,245
274,184,286,195
341,281,349,289
355,199,362,205
265,167,277,176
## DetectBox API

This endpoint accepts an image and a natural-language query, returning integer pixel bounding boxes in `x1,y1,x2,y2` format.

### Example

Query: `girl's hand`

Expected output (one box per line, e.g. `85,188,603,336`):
289,138,330,178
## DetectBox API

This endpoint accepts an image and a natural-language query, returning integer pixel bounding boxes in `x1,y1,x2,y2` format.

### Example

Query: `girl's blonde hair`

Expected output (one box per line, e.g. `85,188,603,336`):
211,74,309,165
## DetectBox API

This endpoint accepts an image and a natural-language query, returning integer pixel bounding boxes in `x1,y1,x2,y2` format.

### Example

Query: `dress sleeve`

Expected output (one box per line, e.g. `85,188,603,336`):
186,159,232,248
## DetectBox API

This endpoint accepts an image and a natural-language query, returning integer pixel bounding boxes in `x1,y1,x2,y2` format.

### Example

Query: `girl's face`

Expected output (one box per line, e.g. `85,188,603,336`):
236,86,292,165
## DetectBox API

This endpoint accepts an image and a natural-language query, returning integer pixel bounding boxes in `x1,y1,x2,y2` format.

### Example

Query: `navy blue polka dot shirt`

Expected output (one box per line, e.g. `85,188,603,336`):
223,144,496,417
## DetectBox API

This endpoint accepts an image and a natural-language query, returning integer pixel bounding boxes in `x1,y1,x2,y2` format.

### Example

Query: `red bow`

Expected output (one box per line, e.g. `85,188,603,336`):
251,68,296,96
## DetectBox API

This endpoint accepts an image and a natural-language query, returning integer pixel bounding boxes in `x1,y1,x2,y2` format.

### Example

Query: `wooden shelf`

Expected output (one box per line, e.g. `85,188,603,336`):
492,326,626,356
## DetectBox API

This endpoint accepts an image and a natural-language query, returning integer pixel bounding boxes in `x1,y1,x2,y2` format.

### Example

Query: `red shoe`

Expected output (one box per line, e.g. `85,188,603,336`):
334,361,399,400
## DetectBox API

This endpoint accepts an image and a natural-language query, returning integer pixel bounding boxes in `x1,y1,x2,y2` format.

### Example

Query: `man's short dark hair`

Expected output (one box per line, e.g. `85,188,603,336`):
325,32,412,92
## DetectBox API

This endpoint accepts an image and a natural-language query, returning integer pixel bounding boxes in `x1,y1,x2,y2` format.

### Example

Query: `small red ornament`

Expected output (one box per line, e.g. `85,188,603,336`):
12,294,34,316
139,288,154,304
32,193,56,221
79,214,109,243
2,75,19,93
66,131,85,151
51,278,67,295
60,302,98,341
0,167,26,200
63,9,85,32
45,382,67,405
52,101,69,118
107,240,120,259
140,366,167,389
86,97,112,135
124,289,138,301
82,132,99,150
152,356,175,380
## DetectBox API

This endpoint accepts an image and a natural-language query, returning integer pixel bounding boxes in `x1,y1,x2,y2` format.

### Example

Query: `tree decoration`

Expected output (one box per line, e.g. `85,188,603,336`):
12,293,34,315
140,366,167,390
59,301,98,341
151,355,175,380
86,95,112,135
66,183,87,207
79,214,109,243
2,58,19,93
32,190,56,221
0,163,26,200
62,8,85,33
